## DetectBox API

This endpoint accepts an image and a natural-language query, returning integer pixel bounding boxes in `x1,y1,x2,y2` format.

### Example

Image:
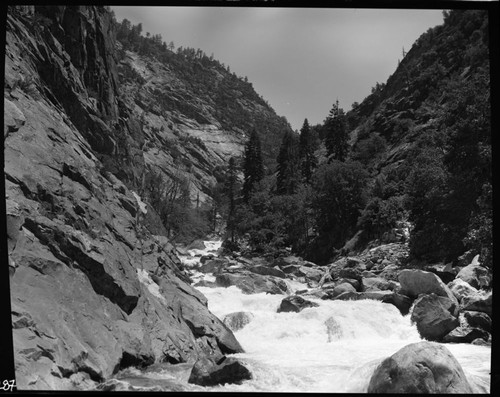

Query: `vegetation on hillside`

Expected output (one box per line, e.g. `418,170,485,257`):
216,9,492,269
106,9,491,265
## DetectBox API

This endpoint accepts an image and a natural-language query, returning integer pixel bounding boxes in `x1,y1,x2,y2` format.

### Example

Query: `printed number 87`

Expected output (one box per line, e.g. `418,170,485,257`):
1,380,15,392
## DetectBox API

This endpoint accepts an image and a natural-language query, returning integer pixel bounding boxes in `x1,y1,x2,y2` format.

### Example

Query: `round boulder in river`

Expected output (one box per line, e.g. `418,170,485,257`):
367,341,473,393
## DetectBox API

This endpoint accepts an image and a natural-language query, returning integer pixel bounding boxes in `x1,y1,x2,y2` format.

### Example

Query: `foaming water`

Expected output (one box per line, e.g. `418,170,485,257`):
197,285,424,392
123,240,491,392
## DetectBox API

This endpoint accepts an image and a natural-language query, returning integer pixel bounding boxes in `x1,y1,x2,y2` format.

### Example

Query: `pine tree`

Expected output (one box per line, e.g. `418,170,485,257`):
324,101,349,162
242,129,264,202
299,118,317,183
277,130,300,195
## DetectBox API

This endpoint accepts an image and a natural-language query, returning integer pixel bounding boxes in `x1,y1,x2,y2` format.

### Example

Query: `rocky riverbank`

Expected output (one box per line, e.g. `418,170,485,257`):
176,238,491,392
181,240,492,347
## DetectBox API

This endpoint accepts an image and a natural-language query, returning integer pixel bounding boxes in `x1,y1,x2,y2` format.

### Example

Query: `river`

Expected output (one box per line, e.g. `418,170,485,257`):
188,240,491,393
112,240,491,392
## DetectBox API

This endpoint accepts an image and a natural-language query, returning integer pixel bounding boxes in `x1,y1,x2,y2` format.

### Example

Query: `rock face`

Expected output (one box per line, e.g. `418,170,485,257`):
5,6,251,390
115,25,292,204
410,294,459,341
367,341,473,393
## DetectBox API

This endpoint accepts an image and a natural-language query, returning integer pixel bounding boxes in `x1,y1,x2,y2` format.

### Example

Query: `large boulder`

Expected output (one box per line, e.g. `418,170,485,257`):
222,312,254,332
367,341,474,393
461,291,492,315
447,278,479,302
188,356,252,386
277,295,319,313
410,294,459,341
215,271,289,295
456,255,492,289
398,269,457,304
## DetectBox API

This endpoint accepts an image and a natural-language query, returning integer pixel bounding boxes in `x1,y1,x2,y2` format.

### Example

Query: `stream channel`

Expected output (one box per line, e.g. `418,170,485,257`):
114,240,491,392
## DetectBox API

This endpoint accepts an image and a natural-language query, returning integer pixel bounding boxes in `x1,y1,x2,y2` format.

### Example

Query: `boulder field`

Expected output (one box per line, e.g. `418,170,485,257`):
190,242,492,346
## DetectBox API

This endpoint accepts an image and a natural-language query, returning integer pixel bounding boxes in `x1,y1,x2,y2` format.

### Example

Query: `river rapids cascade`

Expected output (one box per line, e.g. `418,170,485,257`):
114,240,491,392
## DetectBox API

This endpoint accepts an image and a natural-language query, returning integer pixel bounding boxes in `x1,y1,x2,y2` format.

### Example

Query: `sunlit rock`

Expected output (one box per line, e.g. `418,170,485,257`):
367,341,473,393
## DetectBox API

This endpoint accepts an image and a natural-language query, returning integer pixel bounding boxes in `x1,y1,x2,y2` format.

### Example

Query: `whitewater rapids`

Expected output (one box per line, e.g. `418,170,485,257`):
186,240,491,393
111,240,489,392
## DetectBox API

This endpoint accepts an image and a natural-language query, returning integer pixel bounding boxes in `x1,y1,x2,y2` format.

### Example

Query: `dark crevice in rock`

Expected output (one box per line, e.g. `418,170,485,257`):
62,162,93,192
23,218,138,314
118,196,137,217
184,319,208,338
5,172,36,200
105,223,135,251
112,352,154,375
59,366,103,383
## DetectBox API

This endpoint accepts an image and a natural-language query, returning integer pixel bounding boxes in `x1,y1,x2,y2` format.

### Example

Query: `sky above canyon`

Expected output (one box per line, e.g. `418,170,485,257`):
112,6,444,131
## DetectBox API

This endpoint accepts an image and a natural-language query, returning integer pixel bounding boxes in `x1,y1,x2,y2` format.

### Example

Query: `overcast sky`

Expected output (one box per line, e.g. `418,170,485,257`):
112,6,444,131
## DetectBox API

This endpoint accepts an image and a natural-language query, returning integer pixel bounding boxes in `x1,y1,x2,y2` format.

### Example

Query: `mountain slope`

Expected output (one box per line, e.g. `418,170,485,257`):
112,16,292,206
4,5,281,389
347,9,491,265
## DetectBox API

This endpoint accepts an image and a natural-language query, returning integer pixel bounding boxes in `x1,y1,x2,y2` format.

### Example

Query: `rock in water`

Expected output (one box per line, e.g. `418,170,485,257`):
381,292,413,315
324,317,343,342
222,312,254,331
367,341,474,393
188,357,252,386
277,295,319,313
215,271,289,295
410,294,459,341
186,239,207,251
398,269,458,304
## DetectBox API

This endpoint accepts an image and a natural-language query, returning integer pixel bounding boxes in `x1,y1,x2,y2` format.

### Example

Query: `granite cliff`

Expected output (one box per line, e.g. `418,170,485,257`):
3,5,292,389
